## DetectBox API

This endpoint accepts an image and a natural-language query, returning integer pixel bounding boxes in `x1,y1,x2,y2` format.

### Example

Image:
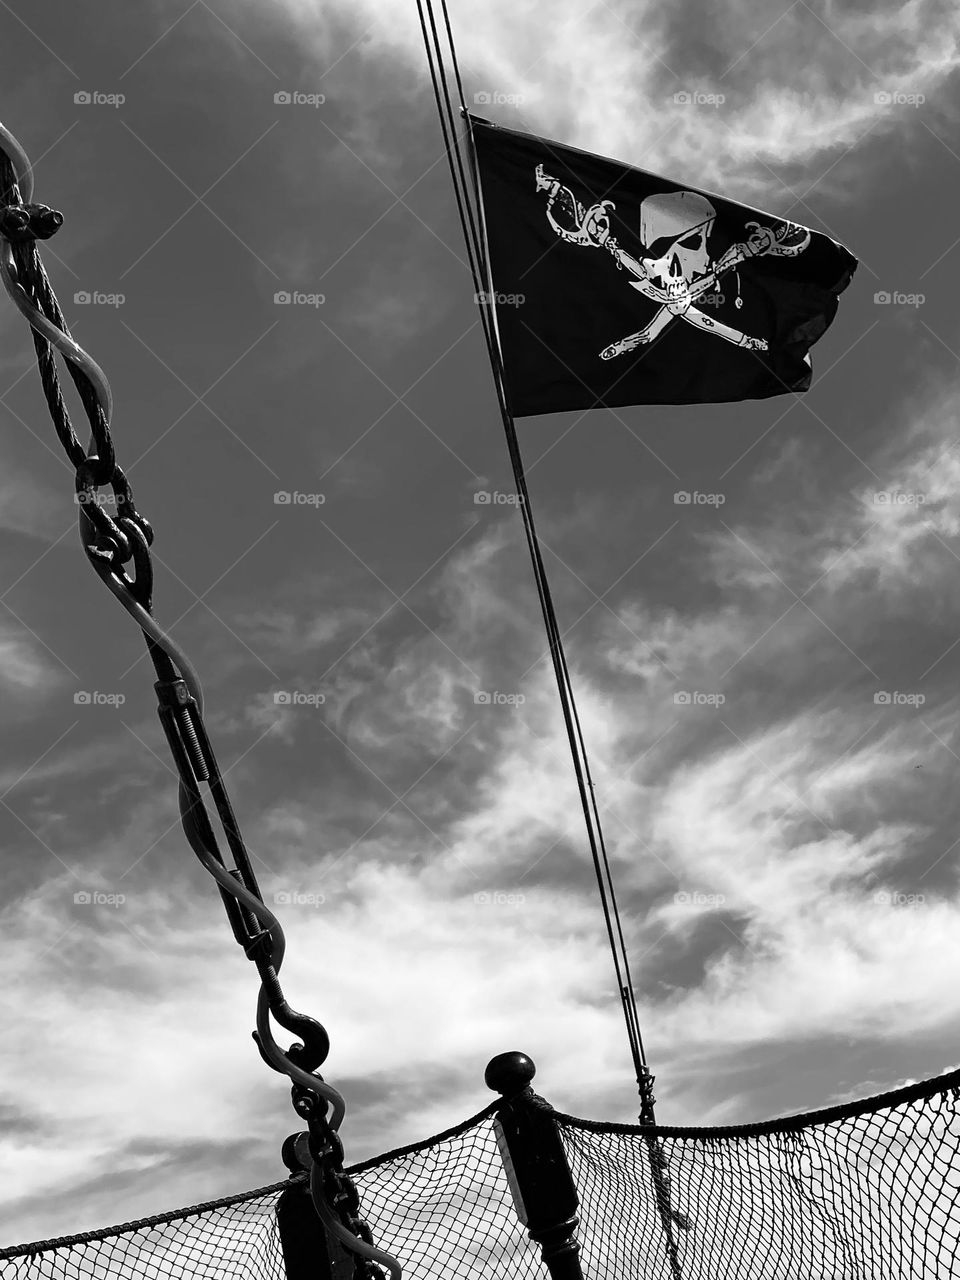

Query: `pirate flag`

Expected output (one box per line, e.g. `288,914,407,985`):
470,117,857,417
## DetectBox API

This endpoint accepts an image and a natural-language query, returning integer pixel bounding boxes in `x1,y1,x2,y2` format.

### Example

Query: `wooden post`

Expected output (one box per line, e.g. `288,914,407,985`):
486,1051,586,1280
276,1133,354,1280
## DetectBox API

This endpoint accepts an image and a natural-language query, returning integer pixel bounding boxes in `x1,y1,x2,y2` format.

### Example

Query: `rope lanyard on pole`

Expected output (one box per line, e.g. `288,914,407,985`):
413,0,657,1122
0,119,401,1280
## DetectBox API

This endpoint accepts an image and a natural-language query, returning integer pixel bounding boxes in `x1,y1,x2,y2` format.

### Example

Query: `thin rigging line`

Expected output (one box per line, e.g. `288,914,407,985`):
417,0,654,1113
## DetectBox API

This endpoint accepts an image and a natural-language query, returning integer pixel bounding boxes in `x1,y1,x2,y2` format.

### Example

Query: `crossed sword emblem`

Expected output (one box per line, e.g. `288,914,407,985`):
535,165,811,359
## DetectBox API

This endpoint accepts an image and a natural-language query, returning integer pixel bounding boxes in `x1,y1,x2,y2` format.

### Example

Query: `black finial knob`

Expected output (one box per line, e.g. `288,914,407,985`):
281,1131,312,1174
485,1051,536,1095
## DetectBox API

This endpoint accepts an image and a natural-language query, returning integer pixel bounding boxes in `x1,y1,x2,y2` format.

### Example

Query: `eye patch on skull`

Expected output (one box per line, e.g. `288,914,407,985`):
645,224,710,258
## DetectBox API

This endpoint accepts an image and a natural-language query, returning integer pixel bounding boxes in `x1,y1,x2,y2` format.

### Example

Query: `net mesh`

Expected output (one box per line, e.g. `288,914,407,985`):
4,1069,960,1279
554,1079,960,1279
0,1182,289,1280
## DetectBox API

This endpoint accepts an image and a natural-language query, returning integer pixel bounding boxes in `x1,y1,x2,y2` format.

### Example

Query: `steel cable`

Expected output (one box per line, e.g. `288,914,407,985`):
0,118,400,1280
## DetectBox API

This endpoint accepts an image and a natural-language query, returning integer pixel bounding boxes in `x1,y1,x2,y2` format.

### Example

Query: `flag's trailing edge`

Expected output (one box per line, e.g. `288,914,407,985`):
469,115,858,417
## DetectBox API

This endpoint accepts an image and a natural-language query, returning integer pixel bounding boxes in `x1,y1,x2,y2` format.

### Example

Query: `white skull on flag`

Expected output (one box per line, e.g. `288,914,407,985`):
639,191,716,300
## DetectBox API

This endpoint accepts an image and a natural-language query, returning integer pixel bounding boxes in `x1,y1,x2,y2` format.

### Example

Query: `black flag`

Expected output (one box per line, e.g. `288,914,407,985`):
470,117,857,417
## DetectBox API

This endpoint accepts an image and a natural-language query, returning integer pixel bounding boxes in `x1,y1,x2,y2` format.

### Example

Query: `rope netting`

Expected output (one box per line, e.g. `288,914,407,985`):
0,1180,290,1280
553,1074,960,1279
4,1068,960,1279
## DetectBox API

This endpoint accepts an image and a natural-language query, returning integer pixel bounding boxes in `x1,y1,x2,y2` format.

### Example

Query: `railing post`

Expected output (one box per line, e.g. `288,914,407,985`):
275,1133,354,1280
486,1051,585,1280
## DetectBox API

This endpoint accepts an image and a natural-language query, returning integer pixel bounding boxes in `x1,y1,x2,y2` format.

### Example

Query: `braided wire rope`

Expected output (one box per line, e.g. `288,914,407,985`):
0,119,401,1280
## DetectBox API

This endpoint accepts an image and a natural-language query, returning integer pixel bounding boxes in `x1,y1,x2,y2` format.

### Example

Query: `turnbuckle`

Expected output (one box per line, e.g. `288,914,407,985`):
155,677,209,782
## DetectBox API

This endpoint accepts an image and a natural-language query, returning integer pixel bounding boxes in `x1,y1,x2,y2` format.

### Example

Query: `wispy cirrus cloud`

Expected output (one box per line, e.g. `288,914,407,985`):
266,0,960,197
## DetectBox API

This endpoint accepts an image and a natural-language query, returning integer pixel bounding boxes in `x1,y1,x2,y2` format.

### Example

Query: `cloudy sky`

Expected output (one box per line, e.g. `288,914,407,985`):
2,0,960,1249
